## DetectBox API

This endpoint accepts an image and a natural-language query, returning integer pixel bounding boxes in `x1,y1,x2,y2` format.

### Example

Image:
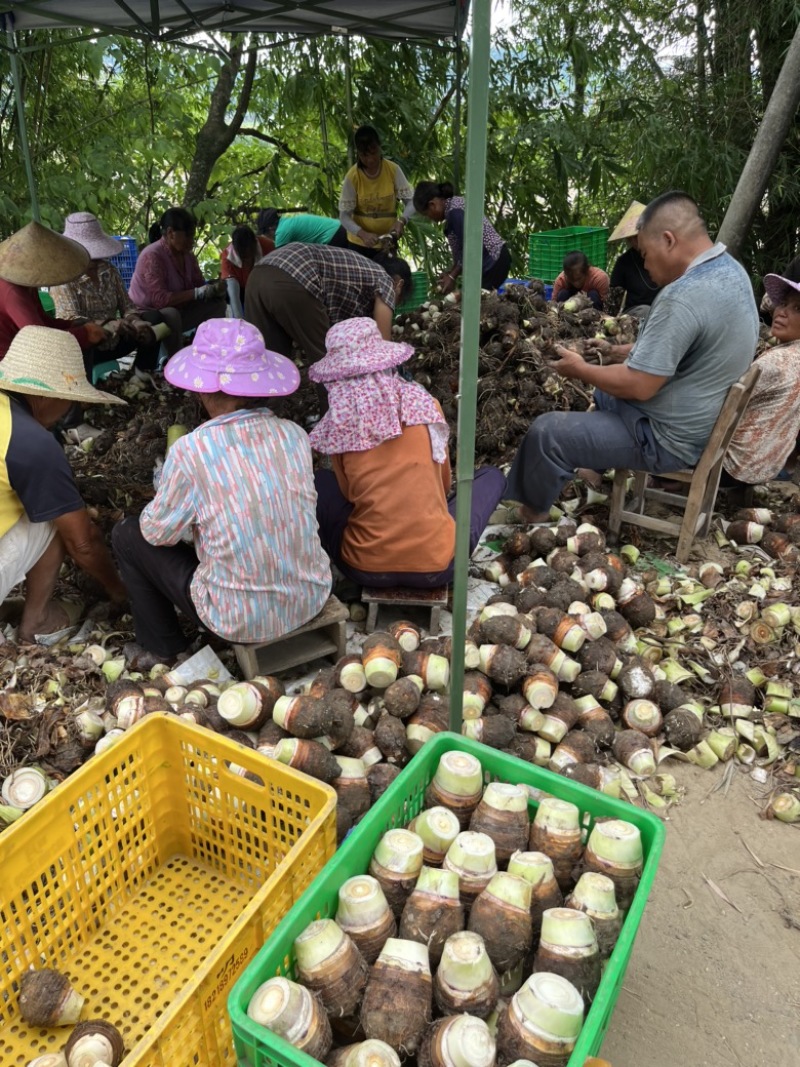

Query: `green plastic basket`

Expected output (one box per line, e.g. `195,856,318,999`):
395,269,430,314
528,225,609,283
229,733,665,1067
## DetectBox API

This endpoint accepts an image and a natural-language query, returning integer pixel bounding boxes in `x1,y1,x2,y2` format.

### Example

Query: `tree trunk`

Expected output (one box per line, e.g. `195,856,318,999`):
183,35,258,209
718,21,800,257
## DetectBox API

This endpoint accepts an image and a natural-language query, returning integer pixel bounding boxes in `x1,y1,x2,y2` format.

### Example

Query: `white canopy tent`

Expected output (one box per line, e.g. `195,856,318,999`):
0,0,492,730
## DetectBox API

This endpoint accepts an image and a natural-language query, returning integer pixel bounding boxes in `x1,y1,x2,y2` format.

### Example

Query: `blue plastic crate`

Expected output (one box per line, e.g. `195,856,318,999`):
110,236,139,288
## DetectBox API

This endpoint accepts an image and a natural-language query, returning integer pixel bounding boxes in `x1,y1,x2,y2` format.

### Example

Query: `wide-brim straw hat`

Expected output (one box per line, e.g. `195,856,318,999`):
63,212,122,260
309,317,414,384
609,201,647,242
0,221,90,286
764,273,800,308
0,326,126,406
165,318,300,397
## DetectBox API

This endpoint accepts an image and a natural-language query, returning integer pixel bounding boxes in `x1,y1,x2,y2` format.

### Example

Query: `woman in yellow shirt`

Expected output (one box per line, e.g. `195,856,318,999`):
339,125,415,257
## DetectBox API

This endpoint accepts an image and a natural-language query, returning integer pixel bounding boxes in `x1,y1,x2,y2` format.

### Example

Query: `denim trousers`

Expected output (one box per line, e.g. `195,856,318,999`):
505,390,687,513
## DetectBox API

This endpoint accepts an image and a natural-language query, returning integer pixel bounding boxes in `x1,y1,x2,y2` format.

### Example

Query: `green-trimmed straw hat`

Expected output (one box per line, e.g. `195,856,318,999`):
0,326,126,406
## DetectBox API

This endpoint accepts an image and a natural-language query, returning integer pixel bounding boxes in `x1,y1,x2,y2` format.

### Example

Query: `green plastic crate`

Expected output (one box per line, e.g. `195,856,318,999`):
229,733,665,1067
395,269,429,314
528,225,609,283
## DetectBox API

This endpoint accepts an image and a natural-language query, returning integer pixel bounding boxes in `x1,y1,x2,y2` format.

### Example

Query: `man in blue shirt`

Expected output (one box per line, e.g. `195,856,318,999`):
506,191,759,521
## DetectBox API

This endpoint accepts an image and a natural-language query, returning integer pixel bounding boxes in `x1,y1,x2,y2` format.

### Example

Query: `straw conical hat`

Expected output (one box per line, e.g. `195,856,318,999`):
63,212,122,260
0,221,90,286
0,326,126,406
609,201,647,242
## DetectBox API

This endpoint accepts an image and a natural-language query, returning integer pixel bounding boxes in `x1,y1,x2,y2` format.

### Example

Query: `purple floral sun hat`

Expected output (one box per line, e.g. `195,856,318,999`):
763,274,800,309
309,317,414,384
165,318,300,397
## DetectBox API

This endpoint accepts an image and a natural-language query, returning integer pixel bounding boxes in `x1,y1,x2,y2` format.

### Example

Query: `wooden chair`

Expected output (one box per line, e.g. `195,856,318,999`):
607,363,762,563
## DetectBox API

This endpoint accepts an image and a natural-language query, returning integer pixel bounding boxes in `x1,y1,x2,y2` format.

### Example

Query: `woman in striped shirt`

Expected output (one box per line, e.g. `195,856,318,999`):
112,318,331,663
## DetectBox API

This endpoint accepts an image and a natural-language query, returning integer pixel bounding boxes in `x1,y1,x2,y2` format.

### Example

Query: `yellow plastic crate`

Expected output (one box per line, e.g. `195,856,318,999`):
0,713,336,1067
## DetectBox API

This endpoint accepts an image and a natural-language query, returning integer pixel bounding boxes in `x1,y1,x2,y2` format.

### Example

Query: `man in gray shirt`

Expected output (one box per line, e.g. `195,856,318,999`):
506,191,759,521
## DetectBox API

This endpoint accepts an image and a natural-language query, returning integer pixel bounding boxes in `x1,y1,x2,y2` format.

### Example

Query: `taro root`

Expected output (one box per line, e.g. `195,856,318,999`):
663,705,704,751
246,979,331,1061
462,715,516,750
469,781,530,863
443,831,498,911
307,667,336,698
577,636,621,678
515,585,549,612
507,850,564,940
532,908,601,1005
323,689,357,749
653,679,689,713
521,665,559,710
529,797,583,892
612,729,656,776
726,520,764,545
519,562,558,589
360,938,432,1055
505,530,532,558
367,762,401,805
383,676,423,719
565,872,622,960
497,693,530,721
510,732,552,767
496,973,583,1067
401,650,450,692
294,919,369,1019
336,875,397,964
571,670,618,705
217,681,273,730
336,805,355,845
338,725,383,766
408,806,462,866
362,632,403,689
417,1014,496,1067
761,530,799,561
718,676,756,719
369,828,425,917
406,694,450,755
479,615,532,650
373,713,410,765
433,931,499,1019
537,692,580,746
272,738,341,783
18,968,85,1027
462,671,494,720
529,526,557,556
388,620,421,651
424,751,484,828
616,579,656,629
2,766,50,809
332,757,371,820
468,872,533,972
327,1040,401,1067
63,1020,125,1066
478,644,528,688
336,655,369,694
563,762,622,798
535,608,585,654
617,658,656,700
573,695,616,746
541,578,587,613
105,679,146,730
525,633,575,682
548,730,597,773
599,609,637,653
621,698,663,737
398,866,465,968
272,694,332,739
546,547,580,574
582,818,643,914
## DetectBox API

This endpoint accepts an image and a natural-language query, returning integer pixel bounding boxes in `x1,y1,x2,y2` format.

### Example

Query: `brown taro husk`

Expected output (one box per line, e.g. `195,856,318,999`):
288,739,342,783
399,890,465,968
362,631,403,666
577,636,619,676
204,702,233,733
453,868,495,913
653,679,689,713
468,892,532,973
296,992,334,1060
368,763,401,805
479,615,530,649
551,730,597,767
368,859,420,919
18,968,83,1027
298,932,369,1019
307,666,337,698
433,960,499,1019
571,671,613,703
64,1020,126,1067
525,632,562,668
469,798,529,865
529,822,583,893
529,869,565,940
481,645,528,688
324,689,357,749
424,781,482,831
339,725,379,761
532,943,601,1005
336,804,355,845
496,1001,574,1067
388,619,422,651
663,708,703,751
333,772,371,821
374,713,410,765
505,530,532,558
563,762,605,791
280,695,333,739
468,715,517,750
617,589,656,629
340,909,397,967
600,609,633,647
582,846,641,915
360,959,432,1055
383,677,423,719
529,526,558,556
257,718,289,748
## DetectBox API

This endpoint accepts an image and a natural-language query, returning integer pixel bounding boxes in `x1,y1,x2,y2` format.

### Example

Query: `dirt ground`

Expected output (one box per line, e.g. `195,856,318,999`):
601,764,800,1066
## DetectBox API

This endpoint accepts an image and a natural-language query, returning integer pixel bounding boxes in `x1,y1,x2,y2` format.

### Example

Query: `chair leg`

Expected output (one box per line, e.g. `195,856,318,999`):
607,469,628,540
676,479,707,563
366,602,378,633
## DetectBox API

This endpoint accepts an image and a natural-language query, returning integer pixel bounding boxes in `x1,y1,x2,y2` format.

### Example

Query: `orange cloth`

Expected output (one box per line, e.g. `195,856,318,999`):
552,265,610,303
220,235,273,288
332,422,454,574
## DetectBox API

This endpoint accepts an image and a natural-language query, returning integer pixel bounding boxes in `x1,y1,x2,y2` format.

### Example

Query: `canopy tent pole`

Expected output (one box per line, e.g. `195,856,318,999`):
448,0,491,732
452,16,464,190
6,27,40,221
344,32,354,166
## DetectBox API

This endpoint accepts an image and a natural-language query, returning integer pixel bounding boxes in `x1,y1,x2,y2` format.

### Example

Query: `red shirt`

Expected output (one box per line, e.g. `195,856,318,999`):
552,265,610,304
220,236,274,290
0,279,90,360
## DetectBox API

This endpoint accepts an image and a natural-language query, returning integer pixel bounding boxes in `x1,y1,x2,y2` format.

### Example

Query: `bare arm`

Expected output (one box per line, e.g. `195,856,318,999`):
54,509,127,601
549,345,667,401
373,295,394,339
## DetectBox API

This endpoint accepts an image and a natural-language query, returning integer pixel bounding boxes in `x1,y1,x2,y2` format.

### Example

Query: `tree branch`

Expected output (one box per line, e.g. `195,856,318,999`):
238,128,324,168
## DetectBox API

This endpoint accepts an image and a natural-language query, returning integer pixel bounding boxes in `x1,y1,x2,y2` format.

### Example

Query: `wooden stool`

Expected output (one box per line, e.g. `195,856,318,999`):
232,595,348,679
362,586,449,636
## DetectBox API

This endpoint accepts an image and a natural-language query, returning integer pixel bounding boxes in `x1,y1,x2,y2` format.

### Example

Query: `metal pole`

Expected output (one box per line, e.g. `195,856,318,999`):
7,28,40,222
453,33,463,189
448,0,491,732
344,32,354,167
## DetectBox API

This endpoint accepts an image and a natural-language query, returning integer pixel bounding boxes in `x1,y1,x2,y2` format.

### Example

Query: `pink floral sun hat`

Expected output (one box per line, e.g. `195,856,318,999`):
309,317,414,383
165,318,300,397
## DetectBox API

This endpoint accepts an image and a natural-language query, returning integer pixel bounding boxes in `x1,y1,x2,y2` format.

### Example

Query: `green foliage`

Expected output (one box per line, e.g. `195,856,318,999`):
0,1,798,283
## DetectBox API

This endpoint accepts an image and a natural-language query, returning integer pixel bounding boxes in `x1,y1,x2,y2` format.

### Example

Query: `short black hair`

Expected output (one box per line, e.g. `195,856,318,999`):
157,206,196,238
257,208,280,236
563,250,589,272
413,181,455,214
375,252,412,304
354,125,381,153
637,191,703,233
232,225,257,259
